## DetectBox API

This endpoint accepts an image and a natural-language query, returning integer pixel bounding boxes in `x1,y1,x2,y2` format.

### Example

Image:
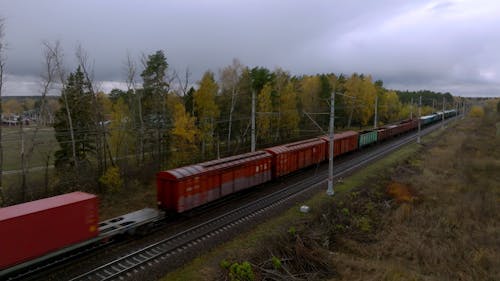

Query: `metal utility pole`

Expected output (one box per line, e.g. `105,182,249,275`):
373,94,378,129
410,97,413,119
417,96,422,144
462,100,466,119
251,89,256,152
327,91,335,196
441,96,445,128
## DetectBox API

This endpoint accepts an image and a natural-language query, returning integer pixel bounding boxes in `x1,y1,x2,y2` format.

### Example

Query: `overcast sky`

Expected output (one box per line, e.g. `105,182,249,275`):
1,0,499,97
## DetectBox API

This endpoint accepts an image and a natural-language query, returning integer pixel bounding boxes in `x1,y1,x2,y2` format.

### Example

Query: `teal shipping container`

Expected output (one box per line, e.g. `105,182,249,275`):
358,130,378,148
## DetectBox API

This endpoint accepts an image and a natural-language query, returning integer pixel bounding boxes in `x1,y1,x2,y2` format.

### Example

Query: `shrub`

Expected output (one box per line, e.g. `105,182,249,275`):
228,261,255,281
469,106,484,118
220,259,231,269
356,216,372,232
271,256,282,270
99,166,123,192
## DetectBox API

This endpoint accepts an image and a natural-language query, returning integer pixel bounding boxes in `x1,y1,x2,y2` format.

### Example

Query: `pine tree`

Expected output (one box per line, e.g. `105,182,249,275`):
54,66,94,168
140,50,170,167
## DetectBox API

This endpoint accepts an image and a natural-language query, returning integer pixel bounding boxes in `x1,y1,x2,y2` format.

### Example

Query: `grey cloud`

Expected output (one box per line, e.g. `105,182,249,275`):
1,0,499,97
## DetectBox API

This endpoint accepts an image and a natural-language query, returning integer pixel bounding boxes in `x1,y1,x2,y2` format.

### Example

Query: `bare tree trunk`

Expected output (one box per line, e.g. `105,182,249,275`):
125,52,144,164
347,106,354,128
19,42,57,200
44,153,51,195
47,41,78,171
77,45,113,182
20,118,26,201
227,83,237,152
0,18,5,206
220,59,241,153
63,91,78,169
174,67,191,97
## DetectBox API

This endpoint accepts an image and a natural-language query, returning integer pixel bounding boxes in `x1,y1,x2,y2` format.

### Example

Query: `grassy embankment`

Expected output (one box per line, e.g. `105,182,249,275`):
163,106,499,281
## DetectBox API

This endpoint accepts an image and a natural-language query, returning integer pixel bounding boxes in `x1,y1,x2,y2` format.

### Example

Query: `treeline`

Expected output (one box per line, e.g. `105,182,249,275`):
396,90,454,107
1,96,60,124
87,53,459,190
2,46,463,204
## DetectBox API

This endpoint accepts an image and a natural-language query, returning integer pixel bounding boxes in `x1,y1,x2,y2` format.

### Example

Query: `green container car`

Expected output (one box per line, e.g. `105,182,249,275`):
358,130,378,148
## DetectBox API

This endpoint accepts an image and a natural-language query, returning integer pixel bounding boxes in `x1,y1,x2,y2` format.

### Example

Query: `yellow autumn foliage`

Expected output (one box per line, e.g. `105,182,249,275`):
469,106,484,118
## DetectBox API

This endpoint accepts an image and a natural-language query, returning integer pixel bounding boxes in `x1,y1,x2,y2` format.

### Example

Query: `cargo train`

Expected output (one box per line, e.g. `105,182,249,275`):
0,110,457,274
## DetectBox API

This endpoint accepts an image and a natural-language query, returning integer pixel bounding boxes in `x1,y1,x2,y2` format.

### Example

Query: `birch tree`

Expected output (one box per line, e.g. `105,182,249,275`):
76,44,112,181
54,66,94,169
19,42,57,200
219,59,242,151
45,41,78,172
124,52,145,164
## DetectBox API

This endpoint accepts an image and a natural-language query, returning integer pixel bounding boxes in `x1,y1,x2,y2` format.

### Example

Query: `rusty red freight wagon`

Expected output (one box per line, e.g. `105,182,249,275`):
377,125,398,141
0,192,99,270
320,131,359,158
157,151,273,213
265,138,327,178
397,119,419,134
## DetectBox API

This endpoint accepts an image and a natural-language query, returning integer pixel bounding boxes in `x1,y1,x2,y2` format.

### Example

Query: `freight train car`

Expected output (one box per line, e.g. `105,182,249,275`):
157,151,272,213
377,125,397,142
265,138,326,178
0,192,99,270
420,114,439,125
358,130,378,148
397,119,419,134
320,131,359,157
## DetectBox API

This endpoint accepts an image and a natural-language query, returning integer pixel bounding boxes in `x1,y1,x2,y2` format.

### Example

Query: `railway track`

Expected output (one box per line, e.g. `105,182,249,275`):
69,120,454,281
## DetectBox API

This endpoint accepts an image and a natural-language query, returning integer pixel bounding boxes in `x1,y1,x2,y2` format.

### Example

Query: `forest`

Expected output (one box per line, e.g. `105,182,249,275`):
0,44,461,206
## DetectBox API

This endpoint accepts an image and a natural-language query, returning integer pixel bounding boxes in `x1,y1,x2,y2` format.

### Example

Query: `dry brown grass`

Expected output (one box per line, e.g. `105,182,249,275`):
327,111,500,281
227,112,499,280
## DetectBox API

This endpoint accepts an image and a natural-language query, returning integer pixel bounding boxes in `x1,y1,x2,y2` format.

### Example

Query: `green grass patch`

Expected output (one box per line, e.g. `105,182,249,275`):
2,126,58,171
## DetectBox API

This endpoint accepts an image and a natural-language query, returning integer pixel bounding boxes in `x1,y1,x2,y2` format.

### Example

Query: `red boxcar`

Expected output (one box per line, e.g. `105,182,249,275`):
157,151,272,213
378,119,418,142
377,125,398,141
0,192,99,270
398,119,418,134
265,138,327,178
321,131,359,158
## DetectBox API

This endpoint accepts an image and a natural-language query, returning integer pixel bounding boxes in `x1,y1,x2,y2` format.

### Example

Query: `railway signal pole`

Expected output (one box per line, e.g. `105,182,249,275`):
462,100,466,119
442,96,445,128
327,91,335,196
417,95,422,144
410,97,413,119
